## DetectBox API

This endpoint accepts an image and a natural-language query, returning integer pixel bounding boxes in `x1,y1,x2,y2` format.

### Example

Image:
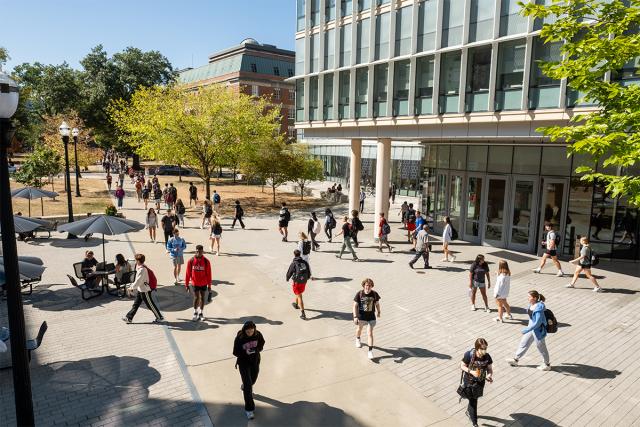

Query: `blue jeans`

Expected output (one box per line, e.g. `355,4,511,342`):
117,197,123,208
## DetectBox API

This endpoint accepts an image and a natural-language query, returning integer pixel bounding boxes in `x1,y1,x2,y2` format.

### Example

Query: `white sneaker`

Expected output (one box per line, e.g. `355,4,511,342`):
192,312,199,321
533,268,541,273
537,364,551,371
556,271,564,277
245,411,254,420
485,307,491,313
506,358,518,366
355,338,362,348
494,317,503,323
471,305,477,311
506,314,514,320
367,350,374,359
451,255,456,262
565,283,575,288
593,287,603,293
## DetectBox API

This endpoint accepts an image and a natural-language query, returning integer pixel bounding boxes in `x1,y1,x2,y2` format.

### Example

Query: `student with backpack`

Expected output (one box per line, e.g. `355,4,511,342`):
405,203,416,242
185,245,212,321
566,236,602,292
459,338,493,427
142,185,150,210
232,200,245,229
335,216,359,261
353,278,381,360
114,185,125,209
307,212,321,251
297,232,312,264
378,212,392,252
175,199,186,227
122,254,164,324
506,290,552,371
286,249,312,320
209,216,223,255
350,210,364,247
324,208,336,242
201,199,213,229
278,202,291,242
153,187,163,211
533,222,565,277
442,216,457,262
233,321,265,420
212,190,221,212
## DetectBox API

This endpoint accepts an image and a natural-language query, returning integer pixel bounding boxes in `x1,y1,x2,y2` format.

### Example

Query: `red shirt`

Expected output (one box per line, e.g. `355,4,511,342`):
185,256,212,287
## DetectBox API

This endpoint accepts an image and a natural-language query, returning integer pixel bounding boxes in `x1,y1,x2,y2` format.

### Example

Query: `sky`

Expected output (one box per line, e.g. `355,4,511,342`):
1,0,295,72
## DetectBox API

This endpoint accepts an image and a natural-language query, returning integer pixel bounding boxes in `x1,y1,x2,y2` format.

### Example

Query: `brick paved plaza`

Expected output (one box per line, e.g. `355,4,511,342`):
2,177,640,426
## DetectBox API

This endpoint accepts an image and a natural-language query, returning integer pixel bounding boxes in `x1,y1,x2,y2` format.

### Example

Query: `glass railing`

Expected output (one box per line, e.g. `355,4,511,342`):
528,85,560,109
465,91,490,112
393,99,409,116
439,94,460,113
415,97,433,115
495,87,522,111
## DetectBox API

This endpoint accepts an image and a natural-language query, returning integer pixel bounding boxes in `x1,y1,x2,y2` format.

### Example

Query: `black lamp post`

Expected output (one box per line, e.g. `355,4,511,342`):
72,127,81,197
59,121,76,239
0,69,35,426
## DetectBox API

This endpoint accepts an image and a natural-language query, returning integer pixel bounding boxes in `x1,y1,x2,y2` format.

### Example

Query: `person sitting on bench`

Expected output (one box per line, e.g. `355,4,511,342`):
80,251,99,289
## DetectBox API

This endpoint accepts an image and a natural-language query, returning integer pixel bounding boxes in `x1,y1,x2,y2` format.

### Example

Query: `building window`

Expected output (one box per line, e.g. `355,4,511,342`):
469,0,494,42
358,0,371,12
296,80,305,121
309,76,319,120
251,63,257,73
356,18,370,64
339,70,351,119
288,69,294,77
341,0,353,16
529,37,562,109
274,87,281,100
289,89,295,100
274,66,280,76
499,0,528,36
295,37,305,75
377,0,390,5
323,74,334,120
251,85,259,97
310,33,320,72
340,23,352,67
415,56,435,115
288,126,297,138
355,67,368,118
395,6,413,57
326,0,336,21
393,59,410,116
288,107,295,120
465,46,492,112
297,0,306,31
417,0,437,52
375,12,390,60
324,28,335,70
311,0,320,26
442,0,465,47
373,64,388,117
438,51,461,114
495,39,526,111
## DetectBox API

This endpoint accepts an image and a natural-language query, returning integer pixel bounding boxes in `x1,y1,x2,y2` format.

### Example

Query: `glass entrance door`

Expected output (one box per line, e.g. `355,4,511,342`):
434,172,448,234
449,174,464,233
463,175,483,243
539,178,569,253
508,177,538,252
483,176,508,246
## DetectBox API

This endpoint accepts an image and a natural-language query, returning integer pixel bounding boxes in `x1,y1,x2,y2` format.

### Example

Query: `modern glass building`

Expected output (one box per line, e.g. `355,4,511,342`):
293,0,639,260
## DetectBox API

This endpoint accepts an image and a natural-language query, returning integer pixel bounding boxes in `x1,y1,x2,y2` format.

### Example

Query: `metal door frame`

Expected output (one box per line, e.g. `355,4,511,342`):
537,177,570,254
462,172,485,244
506,175,539,253
482,175,510,247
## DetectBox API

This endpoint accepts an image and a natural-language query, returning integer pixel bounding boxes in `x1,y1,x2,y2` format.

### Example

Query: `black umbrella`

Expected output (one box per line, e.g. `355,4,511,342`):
0,256,46,281
11,187,59,217
56,215,144,264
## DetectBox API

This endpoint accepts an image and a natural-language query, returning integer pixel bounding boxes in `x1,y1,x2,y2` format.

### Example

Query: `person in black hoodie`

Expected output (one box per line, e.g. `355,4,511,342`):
232,200,246,229
233,321,265,420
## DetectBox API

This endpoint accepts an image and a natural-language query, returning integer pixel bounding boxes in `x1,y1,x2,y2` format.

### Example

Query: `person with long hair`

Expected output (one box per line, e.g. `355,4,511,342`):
469,254,491,312
506,290,551,371
351,210,364,248
114,253,132,293
175,198,186,227
566,236,602,292
442,216,456,262
307,212,321,251
233,321,265,420
209,216,222,255
493,260,513,322
201,199,213,229
145,208,158,242
459,338,493,427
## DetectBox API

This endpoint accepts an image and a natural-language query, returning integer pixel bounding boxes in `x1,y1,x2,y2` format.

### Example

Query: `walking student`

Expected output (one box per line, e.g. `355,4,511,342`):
442,216,456,262
145,208,158,242
188,182,198,207
161,209,177,245
566,236,602,292
166,228,187,285
378,212,392,252
307,212,321,251
153,186,163,211
122,254,164,324
142,185,150,210
185,245,212,321
209,216,223,255
286,249,312,320
409,224,431,269
175,198,186,227
359,188,366,212
278,202,291,242
493,260,513,322
324,208,336,242
506,290,551,371
335,216,359,261
106,173,112,191
533,222,565,277
233,321,265,420
469,254,491,312
351,210,364,248
114,185,125,209
232,200,245,229
201,199,213,229
353,278,381,360
297,232,312,264
459,338,494,427
212,189,221,212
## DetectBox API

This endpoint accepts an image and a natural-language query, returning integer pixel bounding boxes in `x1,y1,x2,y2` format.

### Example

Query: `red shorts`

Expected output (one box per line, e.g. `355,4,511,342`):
407,223,416,232
292,282,306,295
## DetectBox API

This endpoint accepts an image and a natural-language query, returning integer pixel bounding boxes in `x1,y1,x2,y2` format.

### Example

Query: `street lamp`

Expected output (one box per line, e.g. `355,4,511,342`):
72,127,81,197
59,121,76,238
0,69,35,425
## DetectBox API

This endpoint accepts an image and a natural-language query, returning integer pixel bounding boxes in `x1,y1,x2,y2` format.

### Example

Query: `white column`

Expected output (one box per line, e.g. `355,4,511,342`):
349,139,362,214
374,138,392,239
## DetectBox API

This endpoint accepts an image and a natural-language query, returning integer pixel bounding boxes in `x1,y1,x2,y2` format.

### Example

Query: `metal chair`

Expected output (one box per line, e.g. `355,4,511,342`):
26,321,47,362
115,270,137,298
66,274,103,300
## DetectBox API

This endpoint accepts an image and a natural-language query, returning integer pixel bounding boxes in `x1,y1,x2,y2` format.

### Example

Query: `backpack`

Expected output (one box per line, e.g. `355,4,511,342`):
213,193,221,203
213,223,222,235
302,240,311,255
292,260,310,283
237,206,244,217
145,267,158,290
177,204,186,214
381,221,391,235
590,251,600,266
451,226,459,241
312,220,321,235
328,215,336,229
544,308,558,334
205,204,213,216
354,217,364,231
285,209,291,222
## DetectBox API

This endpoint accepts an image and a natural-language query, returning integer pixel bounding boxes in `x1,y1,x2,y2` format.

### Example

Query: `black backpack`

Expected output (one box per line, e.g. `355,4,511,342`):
177,204,186,214
590,251,600,266
302,240,311,255
292,260,310,283
205,205,213,216
328,215,336,229
381,221,391,235
354,217,364,231
451,226,459,241
544,308,558,334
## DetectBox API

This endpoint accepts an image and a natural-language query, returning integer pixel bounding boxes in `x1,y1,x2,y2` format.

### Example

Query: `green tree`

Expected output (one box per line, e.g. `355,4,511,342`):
522,0,640,206
0,47,9,67
109,84,280,198
242,137,296,206
14,143,62,188
289,145,324,200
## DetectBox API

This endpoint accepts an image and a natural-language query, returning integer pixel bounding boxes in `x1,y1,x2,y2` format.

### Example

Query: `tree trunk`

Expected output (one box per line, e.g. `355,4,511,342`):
233,166,236,183
300,183,305,201
204,176,211,200
178,163,182,182
272,184,277,206
218,166,223,178
132,153,141,170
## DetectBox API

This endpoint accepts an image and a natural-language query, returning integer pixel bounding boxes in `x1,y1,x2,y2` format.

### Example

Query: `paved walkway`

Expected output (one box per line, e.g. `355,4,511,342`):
2,176,640,426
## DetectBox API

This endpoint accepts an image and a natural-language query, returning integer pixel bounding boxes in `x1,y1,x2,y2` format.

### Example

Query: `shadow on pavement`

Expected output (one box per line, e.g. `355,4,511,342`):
48,238,102,249
154,286,217,312
481,413,560,426
213,279,235,286
204,316,284,326
554,363,621,379
25,284,117,311
163,319,219,330
358,259,394,263
313,276,353,282
602,288,640,294
304,308,352,321
373,346,452,364
226,252,260,257
434,266,467,272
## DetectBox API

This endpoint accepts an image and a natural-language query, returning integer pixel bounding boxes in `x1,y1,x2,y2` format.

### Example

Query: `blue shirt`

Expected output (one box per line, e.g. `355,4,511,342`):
166,236,186,258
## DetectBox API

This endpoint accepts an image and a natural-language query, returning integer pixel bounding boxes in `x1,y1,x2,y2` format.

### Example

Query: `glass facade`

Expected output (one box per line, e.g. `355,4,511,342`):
373,64,388,117
324,29,335,70
529,37,561,109
439,52,461,113
395,6,413,57
357,18,371,64
375,12,390,60
338,70,350,119
341,0,353,16
323,74,334,120
393,60,410,116
415,56,435,115
310,0,320,26
355,67,369,118
295,37,305,75
297,0,306,31
465,46,492,112
310,33,320,73
442,0,465,47
499,0,528,36
340,24,352,67
469,0,494,42
417,0,437,52
296,80,305,121
309,76,319,120
326,0,336,21
496,39,526,111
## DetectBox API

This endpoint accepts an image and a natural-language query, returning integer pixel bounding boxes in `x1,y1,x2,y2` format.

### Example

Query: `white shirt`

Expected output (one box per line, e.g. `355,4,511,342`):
494,274,511,299
443,224,452,242
132,264,151,293
546,230,557,249
297,240,310,262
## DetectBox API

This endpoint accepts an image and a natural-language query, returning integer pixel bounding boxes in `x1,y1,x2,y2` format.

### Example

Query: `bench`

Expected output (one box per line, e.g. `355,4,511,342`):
68,265,104,301
33,220,58,239
0,322,48,367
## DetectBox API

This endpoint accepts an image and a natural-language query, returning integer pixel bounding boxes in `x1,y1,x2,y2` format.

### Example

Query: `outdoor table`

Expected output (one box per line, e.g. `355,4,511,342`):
92,269,118,296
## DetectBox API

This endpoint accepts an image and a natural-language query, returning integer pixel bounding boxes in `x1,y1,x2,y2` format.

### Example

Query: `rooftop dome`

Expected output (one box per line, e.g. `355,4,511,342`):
240,38,260,46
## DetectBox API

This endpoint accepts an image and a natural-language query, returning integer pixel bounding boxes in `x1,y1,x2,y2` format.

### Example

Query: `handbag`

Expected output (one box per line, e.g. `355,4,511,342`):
456,351,484,401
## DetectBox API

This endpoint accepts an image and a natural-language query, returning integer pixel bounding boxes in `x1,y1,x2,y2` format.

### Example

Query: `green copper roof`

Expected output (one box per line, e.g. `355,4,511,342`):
179,55,294,85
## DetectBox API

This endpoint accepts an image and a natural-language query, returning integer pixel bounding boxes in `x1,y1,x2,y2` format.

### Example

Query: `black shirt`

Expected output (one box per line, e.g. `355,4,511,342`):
233,331,265,365
354,290,380,321
189,186,197,199
342,223,351,238
161,214,177,232
470,262,489,283
462,350,493,386
81,257,98,277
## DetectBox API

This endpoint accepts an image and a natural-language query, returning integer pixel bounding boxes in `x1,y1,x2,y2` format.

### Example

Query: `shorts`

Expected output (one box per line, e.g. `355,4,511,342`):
545,249,557,257
191,286,207,297
407,223,416,232
579,264,592,270
473,281,486,289
279,220,289,228
172,256,184,265
154,198,161,204
292,282,306,295
358,319,377,328
211,234,221,239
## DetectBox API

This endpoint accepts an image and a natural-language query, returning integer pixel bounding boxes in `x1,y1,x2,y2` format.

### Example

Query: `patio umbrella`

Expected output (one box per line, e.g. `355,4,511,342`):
0,256,46,281
0,215,46,234
11,187,59,217
56,215,145,264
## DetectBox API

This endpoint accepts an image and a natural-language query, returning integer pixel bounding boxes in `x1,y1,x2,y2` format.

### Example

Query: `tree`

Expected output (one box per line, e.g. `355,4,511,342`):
14,143,62,189
522,0,640,206
242,137,296,206
0,47,9,67
109,84,281,198
289,144,324,200
40,111,101,171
